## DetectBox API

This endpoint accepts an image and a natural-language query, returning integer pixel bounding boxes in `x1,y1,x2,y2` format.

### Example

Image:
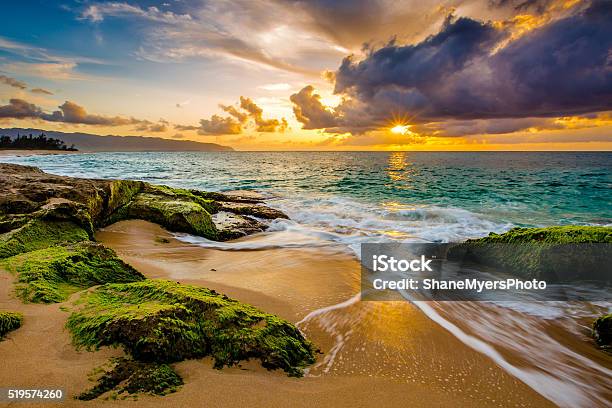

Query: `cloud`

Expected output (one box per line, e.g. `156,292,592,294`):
175,124,199,131
290,85,338,129
220,103,249,123
239,96,287,132
49,101,144,125
181,96,288,135
135,119,170,132
0,37,101,81
0,99,45,119
258,83,292,91
198,115,242,135
30,87,54,95
293,0,612,134
0,98,151,127
80,2,192,23
0,75,27,90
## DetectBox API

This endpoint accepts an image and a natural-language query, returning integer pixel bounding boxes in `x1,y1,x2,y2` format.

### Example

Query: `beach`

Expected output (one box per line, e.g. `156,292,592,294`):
0,153,609,407
0,219,555,407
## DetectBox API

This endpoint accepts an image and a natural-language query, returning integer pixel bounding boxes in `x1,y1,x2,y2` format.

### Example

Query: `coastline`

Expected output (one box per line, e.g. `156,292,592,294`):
0,161,609,407
0,149,82,157
93,220,553,407
0,220,553,407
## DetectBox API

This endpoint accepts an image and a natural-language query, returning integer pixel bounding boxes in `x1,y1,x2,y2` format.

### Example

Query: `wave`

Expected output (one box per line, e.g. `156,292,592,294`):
176,194,513,255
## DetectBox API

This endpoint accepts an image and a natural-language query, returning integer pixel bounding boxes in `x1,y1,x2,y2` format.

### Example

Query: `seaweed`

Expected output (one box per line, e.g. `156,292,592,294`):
2,242,145,303
67,280,316,377
0,311,23,338
77,358,183,400
0,219,89,259
466,226,612,244
448,226,612,281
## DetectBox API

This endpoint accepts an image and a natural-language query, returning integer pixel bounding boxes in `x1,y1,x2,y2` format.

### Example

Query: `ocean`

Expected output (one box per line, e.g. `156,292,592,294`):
3,151,612,407
4,151,610,247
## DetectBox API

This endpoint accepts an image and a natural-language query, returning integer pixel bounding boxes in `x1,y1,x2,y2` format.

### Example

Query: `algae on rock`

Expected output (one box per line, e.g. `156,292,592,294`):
2,242,145,303
448,226,612,282
0,219,89,259
67,280,316,377
0,311,23,338
77,358,183,401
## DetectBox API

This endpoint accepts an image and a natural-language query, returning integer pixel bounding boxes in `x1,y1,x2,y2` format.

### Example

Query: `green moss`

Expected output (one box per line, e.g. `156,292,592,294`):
2,242,145,303
104,181,143,221
67,280,316,377
0,311,23,338
468,226,612,244
143,184,220,214
124,193,218,239
593,314,612,349
449,226,612,281
77,358,182,401
0,219,89,259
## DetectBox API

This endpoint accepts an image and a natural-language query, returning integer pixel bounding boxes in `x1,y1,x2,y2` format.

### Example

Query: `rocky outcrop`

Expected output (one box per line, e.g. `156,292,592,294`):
447,226,612,282
0,163,315,398
2,242,144,303
0,163,288,250
0,163,290,303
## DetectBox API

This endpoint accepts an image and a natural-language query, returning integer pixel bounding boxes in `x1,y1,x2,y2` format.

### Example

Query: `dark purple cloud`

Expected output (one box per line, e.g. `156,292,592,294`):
292,0,612,133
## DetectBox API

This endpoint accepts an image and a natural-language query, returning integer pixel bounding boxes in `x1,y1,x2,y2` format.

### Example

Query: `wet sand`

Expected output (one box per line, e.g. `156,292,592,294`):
0,220,555,407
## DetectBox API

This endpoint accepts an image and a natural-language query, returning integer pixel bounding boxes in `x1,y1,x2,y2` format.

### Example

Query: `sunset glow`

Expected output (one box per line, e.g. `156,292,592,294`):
0,0,609,151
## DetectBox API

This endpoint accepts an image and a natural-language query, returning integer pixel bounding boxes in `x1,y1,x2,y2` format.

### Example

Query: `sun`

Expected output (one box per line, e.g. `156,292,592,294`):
390,124,410,135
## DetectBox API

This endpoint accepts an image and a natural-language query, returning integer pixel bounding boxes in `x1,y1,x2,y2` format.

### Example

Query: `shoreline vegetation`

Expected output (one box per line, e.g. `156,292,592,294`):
0,163,610,402
1,133,77,151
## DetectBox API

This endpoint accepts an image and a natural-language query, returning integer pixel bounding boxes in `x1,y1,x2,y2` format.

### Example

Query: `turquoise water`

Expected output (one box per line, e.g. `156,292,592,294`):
5,152,610,239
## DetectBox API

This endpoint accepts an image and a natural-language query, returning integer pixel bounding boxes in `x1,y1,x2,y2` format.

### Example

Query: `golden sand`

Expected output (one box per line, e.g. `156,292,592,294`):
0,220,554,407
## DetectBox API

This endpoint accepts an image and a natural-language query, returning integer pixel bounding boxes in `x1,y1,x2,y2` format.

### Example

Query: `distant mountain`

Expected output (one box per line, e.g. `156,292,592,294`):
0,128,233,152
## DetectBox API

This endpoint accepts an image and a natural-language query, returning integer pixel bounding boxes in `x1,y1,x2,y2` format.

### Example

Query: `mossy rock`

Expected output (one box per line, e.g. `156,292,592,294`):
0,219,89,259
466,226,612,244
2,242,145,303
593,314,612,349
0,311,23,338
117,193,218,239
142,184,220,214
77,358,182,400
448,226,612,282
104,180,143,220
67,280,316,376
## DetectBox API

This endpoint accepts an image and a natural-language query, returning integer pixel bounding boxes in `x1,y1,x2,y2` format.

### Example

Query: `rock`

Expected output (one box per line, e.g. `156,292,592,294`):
0,311,23,339
67,280,316,377
448,226,612,282
0,163,286,245
2,242,144,303
77,358,183,400
212,211,267,240
191,189,266,203
218,201,288,220
593,314,611,349
119,193,218,239
0,219,89,259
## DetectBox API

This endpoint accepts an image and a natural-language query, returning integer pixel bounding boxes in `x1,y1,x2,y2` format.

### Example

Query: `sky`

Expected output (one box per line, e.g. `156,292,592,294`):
0,0,610,151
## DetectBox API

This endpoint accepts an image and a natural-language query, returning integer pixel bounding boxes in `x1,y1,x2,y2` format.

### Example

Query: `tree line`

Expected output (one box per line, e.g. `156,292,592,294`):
0,133,77,151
